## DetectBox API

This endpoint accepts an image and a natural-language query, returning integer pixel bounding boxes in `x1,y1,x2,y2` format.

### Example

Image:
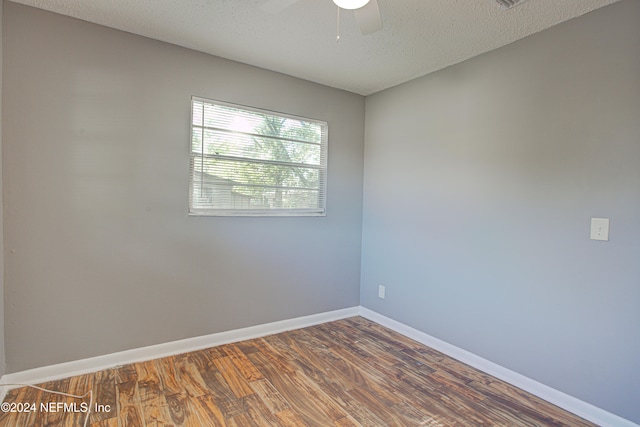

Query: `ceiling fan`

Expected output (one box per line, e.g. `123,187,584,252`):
261,0,382,36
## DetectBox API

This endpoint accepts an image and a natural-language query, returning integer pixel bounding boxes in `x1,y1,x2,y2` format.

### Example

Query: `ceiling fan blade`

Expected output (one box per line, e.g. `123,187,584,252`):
354,0,382,35
260,0,300,13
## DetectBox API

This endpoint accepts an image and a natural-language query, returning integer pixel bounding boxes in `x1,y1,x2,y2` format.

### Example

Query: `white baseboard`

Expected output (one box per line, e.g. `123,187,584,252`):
1,305,636,427
358,307,638,427
0,306,360,402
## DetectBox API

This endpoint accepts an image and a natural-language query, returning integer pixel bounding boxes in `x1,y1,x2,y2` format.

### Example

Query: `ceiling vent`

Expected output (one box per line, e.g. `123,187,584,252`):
494,0,529,9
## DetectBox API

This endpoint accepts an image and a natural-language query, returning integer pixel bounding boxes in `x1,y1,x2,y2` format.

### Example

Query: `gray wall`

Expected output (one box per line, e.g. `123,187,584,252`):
2,2,364,372
0,0,4,376
361,0,640,423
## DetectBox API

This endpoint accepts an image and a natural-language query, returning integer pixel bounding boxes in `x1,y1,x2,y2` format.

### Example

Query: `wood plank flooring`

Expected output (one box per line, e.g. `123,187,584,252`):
0,317,598,426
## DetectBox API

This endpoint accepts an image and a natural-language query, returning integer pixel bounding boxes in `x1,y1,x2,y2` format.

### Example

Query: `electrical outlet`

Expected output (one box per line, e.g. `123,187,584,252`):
378,285,386,299
590,218,609,241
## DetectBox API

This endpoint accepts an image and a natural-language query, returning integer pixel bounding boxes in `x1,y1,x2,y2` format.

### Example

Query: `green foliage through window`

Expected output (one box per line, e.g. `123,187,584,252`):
189,97,328,216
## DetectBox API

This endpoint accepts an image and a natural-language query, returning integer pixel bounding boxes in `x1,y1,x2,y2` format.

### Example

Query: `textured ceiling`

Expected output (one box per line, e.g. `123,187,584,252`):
11,0,620,95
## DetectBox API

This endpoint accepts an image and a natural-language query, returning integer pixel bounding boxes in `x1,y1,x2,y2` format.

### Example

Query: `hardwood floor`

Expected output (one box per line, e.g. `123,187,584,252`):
0,317,597,426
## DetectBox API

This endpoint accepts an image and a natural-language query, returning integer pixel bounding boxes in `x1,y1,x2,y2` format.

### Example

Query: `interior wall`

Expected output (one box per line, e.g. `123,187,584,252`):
360,0,640,423
0,0,5,376
2,2,364,373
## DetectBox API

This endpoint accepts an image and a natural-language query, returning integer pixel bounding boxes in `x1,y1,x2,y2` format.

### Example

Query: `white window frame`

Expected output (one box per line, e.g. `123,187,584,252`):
189,96,328,217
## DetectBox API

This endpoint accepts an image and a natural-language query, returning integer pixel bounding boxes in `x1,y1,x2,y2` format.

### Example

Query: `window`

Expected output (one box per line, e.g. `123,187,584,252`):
189,97,328,216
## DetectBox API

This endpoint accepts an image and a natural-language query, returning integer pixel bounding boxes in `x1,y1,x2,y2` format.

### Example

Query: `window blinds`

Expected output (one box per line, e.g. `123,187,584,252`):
189,97,328,216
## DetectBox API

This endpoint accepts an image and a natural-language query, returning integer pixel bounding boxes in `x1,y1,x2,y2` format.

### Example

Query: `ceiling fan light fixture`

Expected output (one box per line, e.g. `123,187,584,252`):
333,0,370,10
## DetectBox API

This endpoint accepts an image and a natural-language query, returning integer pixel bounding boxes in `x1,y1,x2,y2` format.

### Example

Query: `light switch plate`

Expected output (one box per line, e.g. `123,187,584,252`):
590,218,609,241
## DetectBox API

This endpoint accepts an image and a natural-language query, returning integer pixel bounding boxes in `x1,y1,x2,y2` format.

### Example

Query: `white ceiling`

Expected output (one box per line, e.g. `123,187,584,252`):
11,0,619,95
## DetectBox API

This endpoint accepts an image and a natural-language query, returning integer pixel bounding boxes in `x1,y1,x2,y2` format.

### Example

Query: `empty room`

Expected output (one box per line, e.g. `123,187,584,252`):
0,0,639,425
